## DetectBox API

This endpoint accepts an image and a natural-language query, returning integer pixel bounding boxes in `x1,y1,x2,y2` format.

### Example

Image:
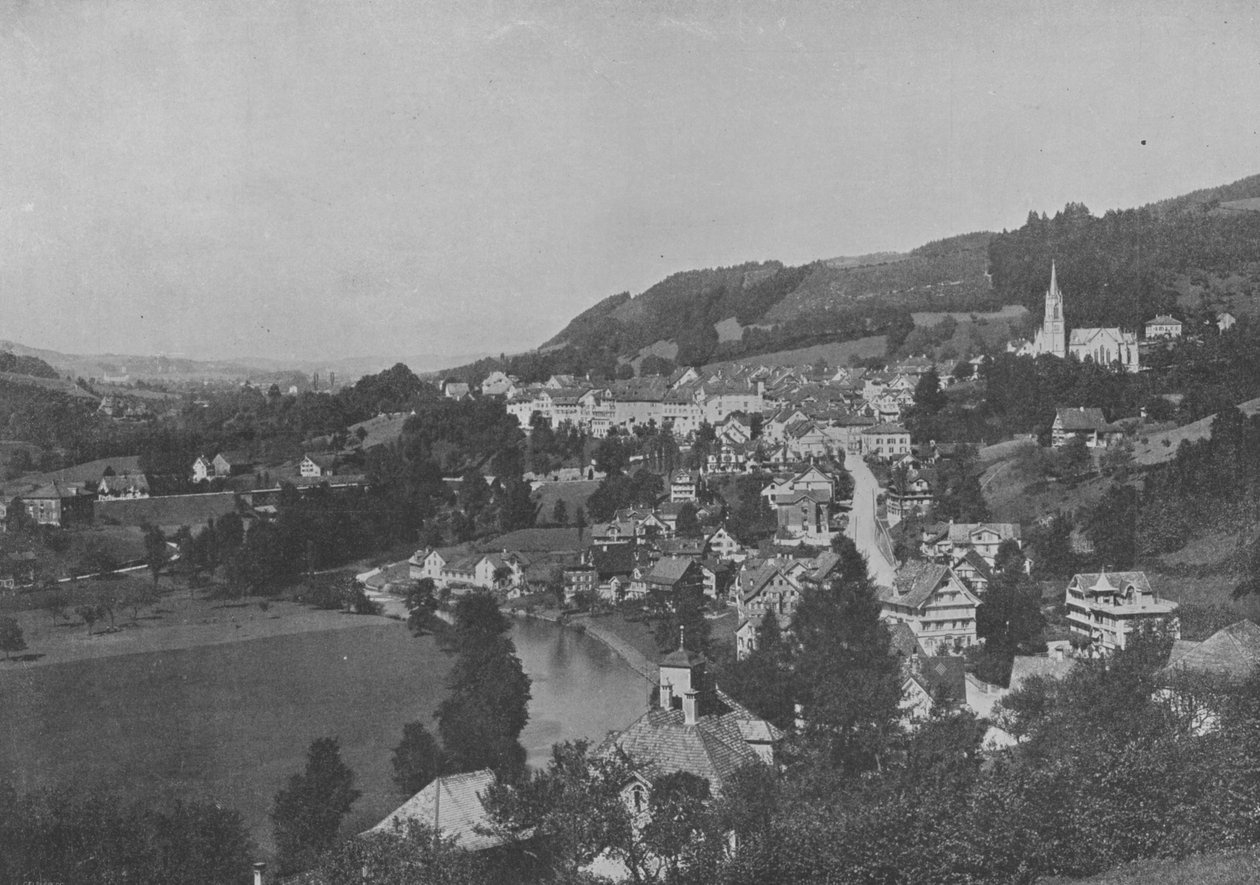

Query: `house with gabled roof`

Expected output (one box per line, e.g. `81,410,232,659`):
860,423,912,458
920,521,1022,568
1156,620,1260,734
367,769,507,851
900,654,968,725
212,451,255,477
670,471,700,503
96,473,150,500
1065,571,1179,652
1144,315,1183,339
879,562,979,655
704,526,745,562
597,638,781,815
1051,406,1123,448
191,454,214,483
409,547,527,594
300,453,339,478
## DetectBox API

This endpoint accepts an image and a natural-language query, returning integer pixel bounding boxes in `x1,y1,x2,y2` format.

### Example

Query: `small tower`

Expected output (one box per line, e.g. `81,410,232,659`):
658,626,706,712
1041,261,1067,359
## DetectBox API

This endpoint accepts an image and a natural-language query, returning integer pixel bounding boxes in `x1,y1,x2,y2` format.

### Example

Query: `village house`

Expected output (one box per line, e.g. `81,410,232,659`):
212,451,255,478
13,482,95,528
887,471,934,519
632,556,704,602
1065,571,1179,653
861,423,912,459
191,454,214,482
1157,620,1260,734
366,769,508,852
669,471,700,503
597,641,781,821
899,654,968,725
1144,315,1183,339
920,521,1023,569
1217,311,1236,333
703,526,745,561
479,371,518,397
409,548,526,594
300,453,339,478
716,413,753,446
734,559,804,659
442,379,471,400
96,473,150,500
774,489,832,541
1051,407,1122,448
879,562,980,655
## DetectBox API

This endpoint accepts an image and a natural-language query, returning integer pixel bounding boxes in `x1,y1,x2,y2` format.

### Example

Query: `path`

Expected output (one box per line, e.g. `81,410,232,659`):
843,452,899,589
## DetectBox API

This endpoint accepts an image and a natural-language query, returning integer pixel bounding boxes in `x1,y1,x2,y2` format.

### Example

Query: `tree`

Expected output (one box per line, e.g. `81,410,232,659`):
435,593,532,777
1087,483,1139,568
593,434,629,477
551,497,568,525
80,543,120,579
575,506,586,543
0,616,26,661
791,537,902,773
391,721,446,796
43,589,69,624
75,603,102,635
143,524,170,586
272,737,361,876
674,501,701,537
722,612,795,730
122,583,159,622
403,578,438,634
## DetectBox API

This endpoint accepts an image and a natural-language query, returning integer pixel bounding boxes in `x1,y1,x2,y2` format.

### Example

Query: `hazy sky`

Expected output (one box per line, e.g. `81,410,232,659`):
3,1,1259,362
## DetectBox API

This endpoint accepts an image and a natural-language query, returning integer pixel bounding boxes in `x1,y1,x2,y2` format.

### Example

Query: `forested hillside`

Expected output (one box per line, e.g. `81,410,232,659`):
988,174,1260,330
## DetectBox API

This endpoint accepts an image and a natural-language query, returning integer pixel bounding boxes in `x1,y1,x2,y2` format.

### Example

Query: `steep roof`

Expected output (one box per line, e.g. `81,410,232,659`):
914,656,967,703
599,691,777,794
1055,407,1109,432
1162,620,1260,680
887,621,926,658
1071,571,1153,597
646,556,696,586
882,562,951,609
368,769,503,851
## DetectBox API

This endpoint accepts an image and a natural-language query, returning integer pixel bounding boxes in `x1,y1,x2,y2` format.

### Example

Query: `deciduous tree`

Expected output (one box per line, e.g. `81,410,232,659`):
272,737,361,876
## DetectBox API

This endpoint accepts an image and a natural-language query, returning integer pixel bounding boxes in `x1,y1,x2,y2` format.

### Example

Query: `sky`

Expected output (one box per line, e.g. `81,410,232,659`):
2,0,1260,364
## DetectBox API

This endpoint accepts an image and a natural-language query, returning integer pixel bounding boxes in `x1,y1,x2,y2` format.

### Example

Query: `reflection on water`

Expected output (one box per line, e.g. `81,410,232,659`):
510,618,652,766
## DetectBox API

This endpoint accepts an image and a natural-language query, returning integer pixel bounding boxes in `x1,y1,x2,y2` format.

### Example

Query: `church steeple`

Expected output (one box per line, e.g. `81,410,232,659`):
1041,260,1067,358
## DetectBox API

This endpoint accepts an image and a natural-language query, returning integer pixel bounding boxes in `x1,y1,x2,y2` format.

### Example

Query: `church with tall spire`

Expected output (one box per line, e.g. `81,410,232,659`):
1011,262,1139,372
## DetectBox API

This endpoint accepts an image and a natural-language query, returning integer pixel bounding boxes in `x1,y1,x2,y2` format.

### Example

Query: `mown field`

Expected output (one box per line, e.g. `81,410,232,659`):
0,622,453,859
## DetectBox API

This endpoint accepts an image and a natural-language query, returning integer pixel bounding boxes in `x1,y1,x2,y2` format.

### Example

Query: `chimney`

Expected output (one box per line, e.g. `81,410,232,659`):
1055,645,1065,662
659,682,674,710
683,688,699,725
253,862,266,885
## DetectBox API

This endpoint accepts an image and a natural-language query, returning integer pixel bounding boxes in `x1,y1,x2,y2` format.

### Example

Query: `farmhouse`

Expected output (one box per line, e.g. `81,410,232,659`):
1051,407,1122,448
879,562,979,655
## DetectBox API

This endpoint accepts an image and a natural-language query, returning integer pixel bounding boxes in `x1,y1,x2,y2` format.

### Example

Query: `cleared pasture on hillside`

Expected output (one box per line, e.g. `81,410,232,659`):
705,335,887,370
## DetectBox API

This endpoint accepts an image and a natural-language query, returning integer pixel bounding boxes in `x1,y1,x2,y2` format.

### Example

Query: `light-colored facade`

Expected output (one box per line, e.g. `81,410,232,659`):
879,563,979,656
1065,571,1179,652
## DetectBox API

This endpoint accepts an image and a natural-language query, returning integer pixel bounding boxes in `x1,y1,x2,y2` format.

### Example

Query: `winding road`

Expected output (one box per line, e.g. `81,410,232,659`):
843,451,899,589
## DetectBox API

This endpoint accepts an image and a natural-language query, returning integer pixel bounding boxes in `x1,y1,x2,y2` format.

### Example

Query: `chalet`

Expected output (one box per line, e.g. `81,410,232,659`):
761,465,836,506
879,562,980,655
951,550,993,594
716,414,753,446
1144,315,1183,339
638,557,704,601
670,471,700,503
887,472,933,519
704,526,745,561
900,654,968,724
860,423,912,458
1051,407,1122,448
1217,312,1237,333
763,407,810,443
705,442,751,473
920,521,1022,568
300,453,338,478
96,473,150,500
784,420,831,459
1065,571,1179,653
735,560,803,659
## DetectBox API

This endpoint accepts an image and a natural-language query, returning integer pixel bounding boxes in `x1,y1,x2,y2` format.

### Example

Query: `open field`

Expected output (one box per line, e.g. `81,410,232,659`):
531,480,600,527
706,335,887,370
0,620,452,858
911,304,1029,326
1130,396,1260,467
1039,848,1260,885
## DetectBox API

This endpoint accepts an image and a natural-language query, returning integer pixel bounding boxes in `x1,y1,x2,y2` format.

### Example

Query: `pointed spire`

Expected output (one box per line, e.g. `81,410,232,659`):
1049,259,1058,296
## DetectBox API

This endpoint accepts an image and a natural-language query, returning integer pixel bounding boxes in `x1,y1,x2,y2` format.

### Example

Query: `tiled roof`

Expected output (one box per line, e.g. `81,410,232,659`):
917,656,967,702
368,770,503,850
646,557,696,586
599,697,771,794
887,621,925,658
1162,620,1260,680
863,422,909,435
1055,407,1109,431
882,562,951,609
1072,571,1153,597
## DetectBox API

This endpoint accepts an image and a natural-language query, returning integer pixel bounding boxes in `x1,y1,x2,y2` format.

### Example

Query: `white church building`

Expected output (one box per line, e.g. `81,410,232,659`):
1011,262,1140,372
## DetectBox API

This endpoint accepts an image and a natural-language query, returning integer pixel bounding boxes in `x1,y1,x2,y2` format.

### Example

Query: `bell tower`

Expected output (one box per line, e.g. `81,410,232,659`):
1042,261,1067,358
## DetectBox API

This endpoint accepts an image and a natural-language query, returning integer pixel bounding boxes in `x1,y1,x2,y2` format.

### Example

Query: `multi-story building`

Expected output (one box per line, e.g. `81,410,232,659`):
878,562,979,655
1065,571,1179,653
